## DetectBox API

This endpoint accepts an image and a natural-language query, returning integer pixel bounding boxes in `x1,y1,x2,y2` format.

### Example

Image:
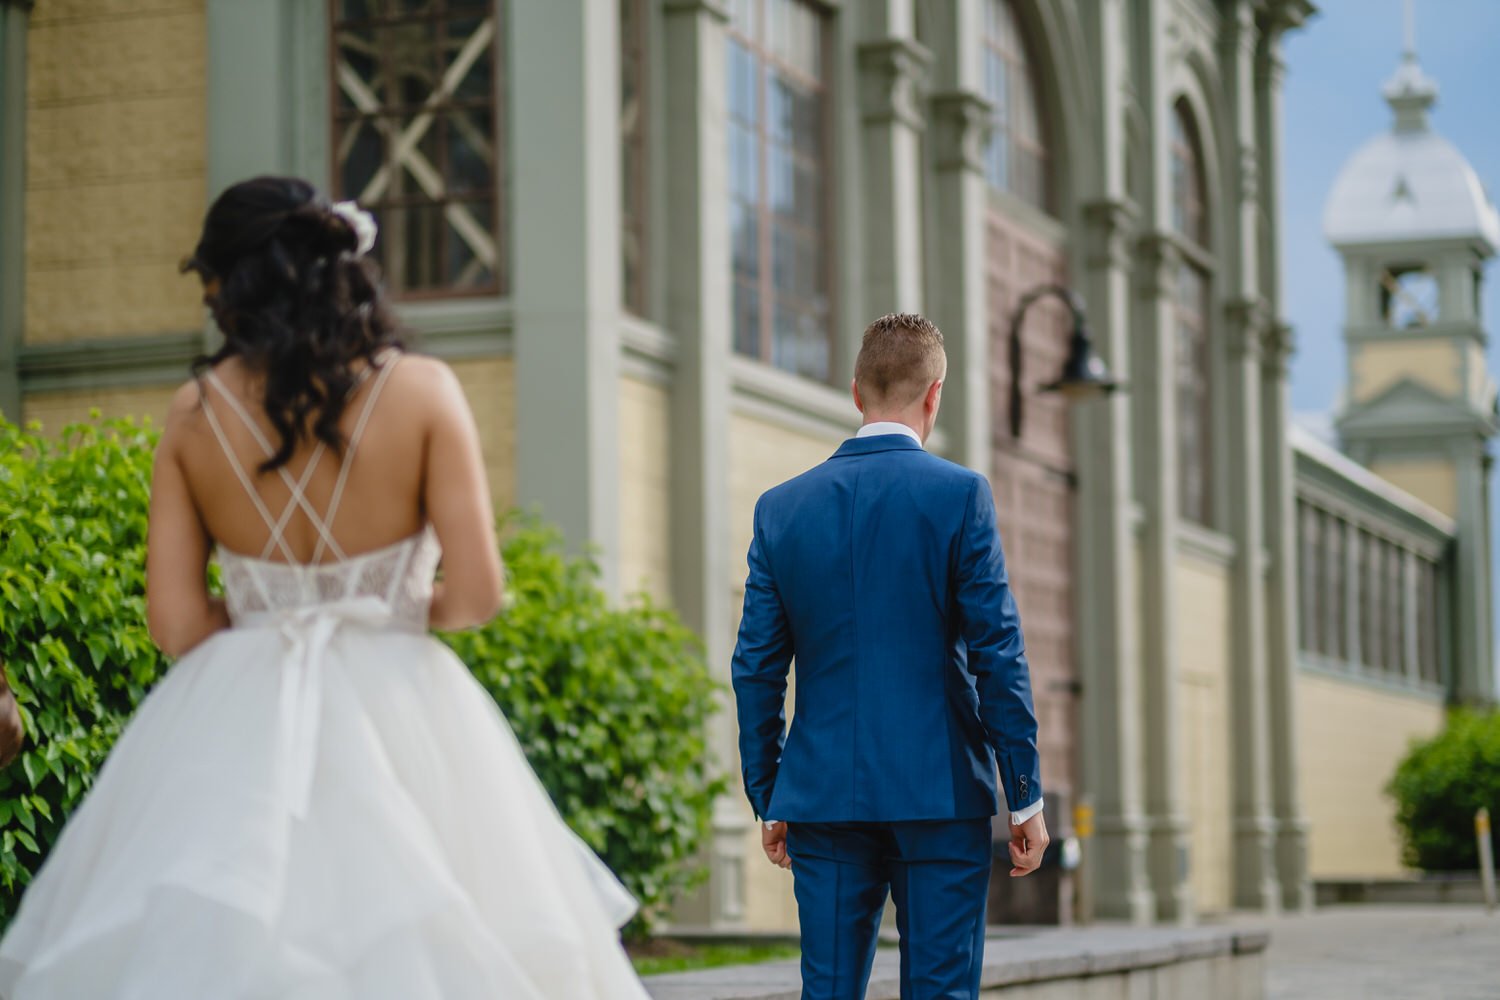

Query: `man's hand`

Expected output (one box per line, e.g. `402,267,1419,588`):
0,663,24,769
761,821,791,870
1008,811,1049,878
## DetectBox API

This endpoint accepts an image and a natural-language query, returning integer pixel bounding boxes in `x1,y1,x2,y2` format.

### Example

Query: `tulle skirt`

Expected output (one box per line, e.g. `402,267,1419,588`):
0,624,650,1000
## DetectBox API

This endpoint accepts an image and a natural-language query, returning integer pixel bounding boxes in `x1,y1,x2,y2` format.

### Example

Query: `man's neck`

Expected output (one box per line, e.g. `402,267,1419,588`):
857,419,923,445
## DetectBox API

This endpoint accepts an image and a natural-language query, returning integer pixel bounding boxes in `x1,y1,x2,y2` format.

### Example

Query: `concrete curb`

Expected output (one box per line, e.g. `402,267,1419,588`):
642,925,1269,1000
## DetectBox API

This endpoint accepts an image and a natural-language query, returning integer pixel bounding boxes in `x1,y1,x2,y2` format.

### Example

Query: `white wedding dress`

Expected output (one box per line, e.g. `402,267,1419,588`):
0,361,652,1000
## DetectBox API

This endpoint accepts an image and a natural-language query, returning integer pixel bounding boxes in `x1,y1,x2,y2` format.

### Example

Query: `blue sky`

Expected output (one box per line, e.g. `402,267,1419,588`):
1282,0,1500,685
1284,0,1500,414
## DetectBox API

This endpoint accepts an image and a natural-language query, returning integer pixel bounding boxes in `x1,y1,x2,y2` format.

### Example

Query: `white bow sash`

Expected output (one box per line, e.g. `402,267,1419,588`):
242,596,402,820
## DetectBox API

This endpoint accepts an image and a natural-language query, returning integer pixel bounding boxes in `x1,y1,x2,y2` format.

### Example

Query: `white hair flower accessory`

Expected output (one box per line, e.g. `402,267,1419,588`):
331,200,378,258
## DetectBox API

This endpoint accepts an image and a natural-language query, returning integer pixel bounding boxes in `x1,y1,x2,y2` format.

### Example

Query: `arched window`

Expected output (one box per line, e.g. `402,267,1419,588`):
983,0,1051,212
1171,100,1212,526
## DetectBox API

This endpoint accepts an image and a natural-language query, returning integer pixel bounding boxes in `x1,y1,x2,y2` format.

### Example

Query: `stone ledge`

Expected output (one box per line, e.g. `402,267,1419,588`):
643,925,1268,1000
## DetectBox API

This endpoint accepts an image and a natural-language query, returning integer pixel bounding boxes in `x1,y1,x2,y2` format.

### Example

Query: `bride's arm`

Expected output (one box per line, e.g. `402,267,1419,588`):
145,383,230,657
418,360,504,631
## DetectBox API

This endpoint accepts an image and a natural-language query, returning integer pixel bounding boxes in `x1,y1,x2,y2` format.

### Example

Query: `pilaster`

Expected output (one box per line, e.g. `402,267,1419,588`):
1069,0,1154,926
206,0,328,195
511,0,622,589
1224,294,1279,913
1255,3,1314,910
1133,229,1193,924
661,0,746,928
925,0,991,475
0,0,31,420
1077,195,1154,925
855,27,930,316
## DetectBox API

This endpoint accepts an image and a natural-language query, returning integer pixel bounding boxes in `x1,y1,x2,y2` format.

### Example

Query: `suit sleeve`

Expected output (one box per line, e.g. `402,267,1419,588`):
730,497,795,821
953,475,1043,816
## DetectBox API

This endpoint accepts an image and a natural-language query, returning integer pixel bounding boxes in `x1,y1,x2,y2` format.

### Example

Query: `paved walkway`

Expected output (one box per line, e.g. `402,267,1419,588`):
1219,904,1500,999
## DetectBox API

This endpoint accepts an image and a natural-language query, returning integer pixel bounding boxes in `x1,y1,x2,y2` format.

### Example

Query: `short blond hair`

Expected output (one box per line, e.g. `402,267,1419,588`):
854,313,946,408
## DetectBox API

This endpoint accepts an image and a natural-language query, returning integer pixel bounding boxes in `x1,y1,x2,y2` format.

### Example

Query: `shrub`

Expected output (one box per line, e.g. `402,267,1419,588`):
1388,708,1500,871
443,516,724,931
0,416,168,923
0,415,722,933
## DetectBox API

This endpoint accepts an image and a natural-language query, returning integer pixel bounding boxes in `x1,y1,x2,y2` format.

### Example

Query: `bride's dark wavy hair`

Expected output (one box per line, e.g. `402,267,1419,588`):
182,175,404,473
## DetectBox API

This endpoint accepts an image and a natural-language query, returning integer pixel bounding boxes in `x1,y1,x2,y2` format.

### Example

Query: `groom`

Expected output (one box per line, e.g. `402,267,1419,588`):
732,313,1047,1000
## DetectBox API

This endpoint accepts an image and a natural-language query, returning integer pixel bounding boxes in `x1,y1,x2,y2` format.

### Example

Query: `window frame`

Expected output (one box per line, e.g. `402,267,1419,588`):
1170,99,1214,528
327,1,507,301
981,0,1053,214
725,0,837,384
619,0,649,318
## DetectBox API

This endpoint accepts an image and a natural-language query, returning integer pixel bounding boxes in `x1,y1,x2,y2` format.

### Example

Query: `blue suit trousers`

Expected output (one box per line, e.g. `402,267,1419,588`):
787,818,992,1000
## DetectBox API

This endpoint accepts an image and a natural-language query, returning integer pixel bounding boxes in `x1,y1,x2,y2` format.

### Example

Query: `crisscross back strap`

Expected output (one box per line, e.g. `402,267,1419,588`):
202,371,342,562
311,353,402,563
198,384,305,564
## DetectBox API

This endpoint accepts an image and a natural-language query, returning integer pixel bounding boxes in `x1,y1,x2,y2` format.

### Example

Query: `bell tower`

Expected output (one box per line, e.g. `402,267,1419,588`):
1323,6,1499,703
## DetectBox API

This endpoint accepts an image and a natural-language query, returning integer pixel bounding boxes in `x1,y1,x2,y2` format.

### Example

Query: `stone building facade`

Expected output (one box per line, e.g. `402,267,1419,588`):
3,0,1493,929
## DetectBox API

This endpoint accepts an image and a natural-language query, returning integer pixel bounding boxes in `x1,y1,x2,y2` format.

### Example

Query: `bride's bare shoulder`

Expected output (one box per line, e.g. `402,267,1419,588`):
387,353,471,414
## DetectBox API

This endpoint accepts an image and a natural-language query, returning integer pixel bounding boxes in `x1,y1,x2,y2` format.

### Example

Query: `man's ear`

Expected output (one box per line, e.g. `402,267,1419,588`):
851,378,864,414
925,379,943,413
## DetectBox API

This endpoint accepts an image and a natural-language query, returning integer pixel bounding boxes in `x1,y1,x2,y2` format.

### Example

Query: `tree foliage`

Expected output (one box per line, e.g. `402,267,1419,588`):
1388,708,1500,871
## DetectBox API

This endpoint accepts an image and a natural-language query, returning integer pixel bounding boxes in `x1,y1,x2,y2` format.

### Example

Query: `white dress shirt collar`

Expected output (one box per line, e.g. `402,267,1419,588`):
856,421,923,446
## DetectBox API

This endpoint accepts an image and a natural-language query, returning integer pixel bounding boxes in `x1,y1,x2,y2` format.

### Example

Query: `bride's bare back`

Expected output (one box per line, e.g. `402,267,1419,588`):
146,351,503,655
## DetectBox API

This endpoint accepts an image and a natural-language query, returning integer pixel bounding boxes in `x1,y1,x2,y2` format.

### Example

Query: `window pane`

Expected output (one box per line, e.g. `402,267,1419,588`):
1176,264,1211,525
727,1,830,380
1172,102,1208,248
332,2,504,297
982,1,1050,212
620,0,647,315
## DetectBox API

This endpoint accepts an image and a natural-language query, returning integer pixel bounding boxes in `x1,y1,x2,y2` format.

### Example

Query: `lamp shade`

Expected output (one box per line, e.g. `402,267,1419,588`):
1042,321,1119,400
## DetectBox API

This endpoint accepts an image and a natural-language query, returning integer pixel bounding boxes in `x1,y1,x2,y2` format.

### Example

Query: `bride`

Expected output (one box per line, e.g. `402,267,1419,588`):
0,176,652,999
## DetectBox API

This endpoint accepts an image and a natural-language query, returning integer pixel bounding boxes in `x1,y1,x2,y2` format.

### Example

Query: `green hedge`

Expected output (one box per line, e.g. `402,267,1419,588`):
0,417,168,924
1388,708,1500,871
0,415,721,931
442,516,724,927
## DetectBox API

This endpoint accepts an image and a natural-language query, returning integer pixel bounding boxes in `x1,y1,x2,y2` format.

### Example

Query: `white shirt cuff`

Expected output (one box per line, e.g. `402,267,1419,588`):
1009,797,1045,826
763,820,780,830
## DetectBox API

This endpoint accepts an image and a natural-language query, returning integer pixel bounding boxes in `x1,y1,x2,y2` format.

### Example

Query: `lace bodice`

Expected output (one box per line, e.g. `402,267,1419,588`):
197,353,441,632
220,527,442,630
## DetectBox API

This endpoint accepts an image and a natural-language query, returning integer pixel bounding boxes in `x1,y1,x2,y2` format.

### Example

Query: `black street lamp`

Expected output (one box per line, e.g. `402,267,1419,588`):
1008,283,1120,438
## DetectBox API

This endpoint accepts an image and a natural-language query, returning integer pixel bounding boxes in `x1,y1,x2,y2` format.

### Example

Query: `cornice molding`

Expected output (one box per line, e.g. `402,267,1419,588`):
1224,296,1272,362
856,36,932,130
18,332,202,394
662,0,730,23
928,89,990,175
1134,232,1182,299
1082,198,1140,270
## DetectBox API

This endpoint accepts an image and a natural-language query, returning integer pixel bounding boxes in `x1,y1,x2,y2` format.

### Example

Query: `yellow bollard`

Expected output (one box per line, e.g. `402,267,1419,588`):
1073,800,1095,926
1478,808,1496,914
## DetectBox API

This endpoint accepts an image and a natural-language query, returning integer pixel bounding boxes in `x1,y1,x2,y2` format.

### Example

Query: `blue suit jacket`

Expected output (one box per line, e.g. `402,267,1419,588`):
731,433,1042,823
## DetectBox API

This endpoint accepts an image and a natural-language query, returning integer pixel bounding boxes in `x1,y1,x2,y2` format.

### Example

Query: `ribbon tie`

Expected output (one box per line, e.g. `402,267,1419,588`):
242,596,399,820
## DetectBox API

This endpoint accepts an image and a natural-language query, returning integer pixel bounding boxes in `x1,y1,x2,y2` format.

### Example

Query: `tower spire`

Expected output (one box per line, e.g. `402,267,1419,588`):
1384,0,1436,132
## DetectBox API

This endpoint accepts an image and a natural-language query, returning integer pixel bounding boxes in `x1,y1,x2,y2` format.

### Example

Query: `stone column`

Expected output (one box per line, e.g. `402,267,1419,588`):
1071,0,1154,926
511,0,623,592
660,0,746,929
925,0,991,475
1257,1,1314,913
1222,0,1278,914
1453,443,1494,703
0,0,31,420
855,2,929,318
1134,0,1192,925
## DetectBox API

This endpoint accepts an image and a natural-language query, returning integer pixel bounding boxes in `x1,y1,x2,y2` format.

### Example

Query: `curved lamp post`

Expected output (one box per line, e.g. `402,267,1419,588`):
1008,284,1121,438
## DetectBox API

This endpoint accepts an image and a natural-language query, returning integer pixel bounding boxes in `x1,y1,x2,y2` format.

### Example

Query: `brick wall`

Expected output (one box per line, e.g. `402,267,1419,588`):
25,0,207,344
